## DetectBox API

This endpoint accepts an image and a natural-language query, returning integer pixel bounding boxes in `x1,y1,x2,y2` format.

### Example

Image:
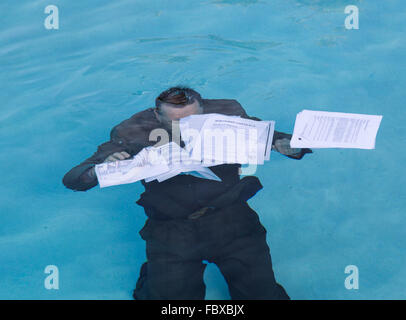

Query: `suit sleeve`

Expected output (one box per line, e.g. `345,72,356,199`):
62,127,128,191
233,100,313,160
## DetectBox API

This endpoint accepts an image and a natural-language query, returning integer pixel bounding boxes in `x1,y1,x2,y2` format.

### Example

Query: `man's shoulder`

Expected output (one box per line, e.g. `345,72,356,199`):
110,107,160,142
202,98,247,117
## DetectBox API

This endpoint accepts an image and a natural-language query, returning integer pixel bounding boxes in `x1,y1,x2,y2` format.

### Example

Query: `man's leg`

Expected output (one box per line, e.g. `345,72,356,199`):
133,262,148,300
134,219,207,300
213,205,290,300
133,259,207,300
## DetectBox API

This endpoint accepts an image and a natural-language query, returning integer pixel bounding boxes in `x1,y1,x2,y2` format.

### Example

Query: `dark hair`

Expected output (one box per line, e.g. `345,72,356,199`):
155,87,202,113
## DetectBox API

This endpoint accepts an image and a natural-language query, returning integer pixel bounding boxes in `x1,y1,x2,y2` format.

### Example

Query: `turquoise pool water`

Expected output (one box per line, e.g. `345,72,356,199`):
1,0,405,299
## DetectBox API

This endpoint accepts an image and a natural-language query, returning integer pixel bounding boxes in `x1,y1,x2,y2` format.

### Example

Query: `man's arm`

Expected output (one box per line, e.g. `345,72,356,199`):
62,128,132,191
233,100,313,160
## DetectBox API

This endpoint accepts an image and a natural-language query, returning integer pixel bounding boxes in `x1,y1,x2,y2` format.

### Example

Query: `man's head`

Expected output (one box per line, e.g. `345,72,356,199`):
154,87,203,128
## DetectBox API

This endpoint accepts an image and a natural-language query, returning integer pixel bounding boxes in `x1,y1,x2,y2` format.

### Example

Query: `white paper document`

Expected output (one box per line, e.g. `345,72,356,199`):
180,113,275,166
96,114,276,188
143,142,221,183
290,110,382,149
95,147,170,188
96,142,221,188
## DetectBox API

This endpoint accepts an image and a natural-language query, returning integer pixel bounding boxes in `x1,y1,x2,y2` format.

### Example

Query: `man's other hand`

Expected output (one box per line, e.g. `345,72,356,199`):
85,151,131,180
273,138,302,156
103,151,131,163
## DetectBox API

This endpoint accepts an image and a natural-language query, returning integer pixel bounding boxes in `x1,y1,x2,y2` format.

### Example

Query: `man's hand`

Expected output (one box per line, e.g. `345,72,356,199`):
103,151,131,163
272,138,313,159
273,138,302,156
85,152,132,180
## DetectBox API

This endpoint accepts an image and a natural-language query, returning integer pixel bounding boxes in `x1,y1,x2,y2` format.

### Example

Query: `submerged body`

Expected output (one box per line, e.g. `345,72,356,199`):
63,97,312,299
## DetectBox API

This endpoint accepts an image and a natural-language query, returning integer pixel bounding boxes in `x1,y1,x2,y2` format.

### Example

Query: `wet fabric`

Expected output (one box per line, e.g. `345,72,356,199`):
133,201,290,300
137,175,263,220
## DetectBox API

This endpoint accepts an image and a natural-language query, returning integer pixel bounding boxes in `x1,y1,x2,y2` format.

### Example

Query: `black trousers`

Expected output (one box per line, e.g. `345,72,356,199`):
133,202,289,300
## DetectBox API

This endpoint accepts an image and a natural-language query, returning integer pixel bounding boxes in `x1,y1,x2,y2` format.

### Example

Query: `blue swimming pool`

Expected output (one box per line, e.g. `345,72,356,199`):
1,0,405,299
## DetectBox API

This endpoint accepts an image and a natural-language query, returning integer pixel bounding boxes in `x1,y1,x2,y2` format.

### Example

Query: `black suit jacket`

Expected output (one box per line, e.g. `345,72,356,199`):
62,99,311,194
